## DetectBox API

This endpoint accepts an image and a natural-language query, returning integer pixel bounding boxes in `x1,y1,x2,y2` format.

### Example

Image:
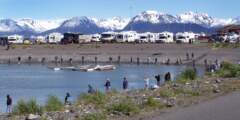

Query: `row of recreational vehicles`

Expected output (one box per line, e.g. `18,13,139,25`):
211,32,240,43
101,31,198,43
3,31,201,45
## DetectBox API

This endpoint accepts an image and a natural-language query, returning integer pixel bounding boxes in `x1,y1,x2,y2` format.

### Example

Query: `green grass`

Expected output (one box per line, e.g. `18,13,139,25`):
176,68,197,84
158,87,176,98
107,99,140,116
13,99,43,115
78,91,107,107
81,112,107,120
44,95,64,112
143,97,166,110
215,61,240,78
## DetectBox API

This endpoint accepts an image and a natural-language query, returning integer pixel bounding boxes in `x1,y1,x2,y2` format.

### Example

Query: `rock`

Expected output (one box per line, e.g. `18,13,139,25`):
213,89,221,93
167,97,176,107
215,79,221,84
26,114,40,120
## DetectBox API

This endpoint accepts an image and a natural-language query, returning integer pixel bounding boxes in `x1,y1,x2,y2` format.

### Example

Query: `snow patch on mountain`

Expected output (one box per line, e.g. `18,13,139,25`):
93,17,130,30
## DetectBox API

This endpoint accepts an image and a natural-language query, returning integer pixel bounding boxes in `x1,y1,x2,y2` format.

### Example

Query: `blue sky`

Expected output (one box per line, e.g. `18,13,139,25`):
0,0,238,19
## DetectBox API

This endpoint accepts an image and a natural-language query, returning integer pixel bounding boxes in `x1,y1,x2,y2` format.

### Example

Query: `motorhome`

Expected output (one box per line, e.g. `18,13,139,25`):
175,32,196,43
136,32,156,43
61,33,81,44
91,34,101,42
7,34,24,44
100,32,116,43
47,32,63,44
115,31,138,43
79,34,92,43
36,36,47,44
155,32,174,43
226,32,239,43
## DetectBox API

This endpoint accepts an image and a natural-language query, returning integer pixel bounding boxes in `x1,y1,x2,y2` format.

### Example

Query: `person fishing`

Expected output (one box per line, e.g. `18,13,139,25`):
64,92,71,105
105,79,111,92
164,72,171,82
88,84,95,94
155,74,161,86
123,77,128,90
6,94,12,113
144,76,150,90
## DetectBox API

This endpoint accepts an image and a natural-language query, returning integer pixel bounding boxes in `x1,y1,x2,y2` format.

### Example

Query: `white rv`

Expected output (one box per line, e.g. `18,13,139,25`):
91,34,101,42
100,32,117,43
36,36,47,44
79,34,92,43
226,32,239,43
156,32,174,43
8,34,24,44
136,32,156,43
116,31,138,43
175,32,196,43
47,32,63,44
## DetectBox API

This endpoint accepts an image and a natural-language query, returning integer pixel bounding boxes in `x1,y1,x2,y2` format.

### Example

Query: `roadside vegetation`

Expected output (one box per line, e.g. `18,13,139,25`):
211,42,240,49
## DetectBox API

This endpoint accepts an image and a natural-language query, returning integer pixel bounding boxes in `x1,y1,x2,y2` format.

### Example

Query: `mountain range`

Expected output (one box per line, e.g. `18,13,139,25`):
0,11,239,36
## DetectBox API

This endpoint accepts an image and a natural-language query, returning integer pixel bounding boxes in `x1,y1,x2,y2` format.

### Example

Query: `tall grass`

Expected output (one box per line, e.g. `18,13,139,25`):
44,95,63,112
216,61,240,78
77,91,107,107
13,99,43,115
176,68,197,84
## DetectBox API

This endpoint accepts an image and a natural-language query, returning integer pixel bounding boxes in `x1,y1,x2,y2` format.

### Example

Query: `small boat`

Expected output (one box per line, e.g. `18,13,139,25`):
94,65,116,71
53,67,61,71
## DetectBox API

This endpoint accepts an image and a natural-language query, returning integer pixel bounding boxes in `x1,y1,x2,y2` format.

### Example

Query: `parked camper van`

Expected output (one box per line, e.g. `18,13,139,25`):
100,32,116,43
226,32,239,43
136,32,156,43
36,36,47,44
47,32,63,44
116,31,138,43
156,32,174,43
79,34,92,43
175,32,196,43
91,34,101,42
61,33,80,44
8,34,24,44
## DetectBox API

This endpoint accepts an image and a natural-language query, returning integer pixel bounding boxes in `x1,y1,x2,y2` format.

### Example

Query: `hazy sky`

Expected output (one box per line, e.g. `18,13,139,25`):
0,0,238,19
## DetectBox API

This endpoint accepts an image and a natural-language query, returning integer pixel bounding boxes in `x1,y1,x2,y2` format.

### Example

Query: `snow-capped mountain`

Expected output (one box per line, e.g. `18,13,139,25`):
17,19,64,32
132,10,179,24
0,10,239,36
44,17,106,34
94,17,130,30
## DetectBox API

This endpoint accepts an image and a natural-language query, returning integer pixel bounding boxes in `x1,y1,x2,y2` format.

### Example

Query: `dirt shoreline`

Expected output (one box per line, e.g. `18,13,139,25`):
0,43,239,65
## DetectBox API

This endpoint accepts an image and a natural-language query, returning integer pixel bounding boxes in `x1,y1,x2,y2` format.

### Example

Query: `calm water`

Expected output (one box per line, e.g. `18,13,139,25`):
0,64,204,112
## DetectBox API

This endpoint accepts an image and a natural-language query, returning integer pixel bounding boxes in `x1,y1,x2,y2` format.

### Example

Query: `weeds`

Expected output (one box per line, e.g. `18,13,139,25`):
78,91,107,107
44,95,63,112
81,112,107,120
13,99,43,115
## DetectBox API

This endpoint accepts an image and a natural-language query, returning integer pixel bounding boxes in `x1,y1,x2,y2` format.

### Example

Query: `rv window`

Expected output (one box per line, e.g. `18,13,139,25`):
102,34,112,38
140,36,147,39
159,36,167,39
178,36,185,39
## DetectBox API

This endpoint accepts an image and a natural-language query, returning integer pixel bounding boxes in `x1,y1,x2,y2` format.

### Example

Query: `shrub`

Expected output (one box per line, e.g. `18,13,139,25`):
216,61,240,78
177,68,197,84
45,95,63,112
159,87,176,98
13,99,43,115
107,99,140,116
81,112,107,120
143,97,166,109
78,91,107,107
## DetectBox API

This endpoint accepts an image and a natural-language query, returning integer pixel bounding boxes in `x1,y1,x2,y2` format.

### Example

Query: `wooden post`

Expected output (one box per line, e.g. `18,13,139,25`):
118,56,121,64
137,57,140,65
82,56,84,64
69,58,73,65
95,56,98,64
130,57,133,63
17,56,21,64
109,57,112,63
41,57,46,64
28,56,32,63
54,56,58,64
155,58,158,64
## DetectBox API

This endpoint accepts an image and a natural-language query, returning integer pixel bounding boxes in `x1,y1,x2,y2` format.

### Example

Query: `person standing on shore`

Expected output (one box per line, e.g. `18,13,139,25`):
155,74,161,87
88,84,95,94
64,92,70,105
123,77,128,91
105,79,111,92
144,77,150,90
164,72,171,82
6,94,12,113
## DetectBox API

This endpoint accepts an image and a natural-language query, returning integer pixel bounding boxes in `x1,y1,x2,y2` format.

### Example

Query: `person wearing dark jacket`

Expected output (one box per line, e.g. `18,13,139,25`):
164,72,171,82
105,79,111,92
155,74,161,86
64,92,70,105
6,94,12,113
123,77,128,90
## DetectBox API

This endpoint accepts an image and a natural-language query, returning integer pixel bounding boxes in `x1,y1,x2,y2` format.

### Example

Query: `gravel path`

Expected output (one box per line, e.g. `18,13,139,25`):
151,91,240,120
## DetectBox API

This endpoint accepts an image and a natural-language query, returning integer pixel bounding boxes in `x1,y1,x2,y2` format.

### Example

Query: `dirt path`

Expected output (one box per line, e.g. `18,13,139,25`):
151,91,240,120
